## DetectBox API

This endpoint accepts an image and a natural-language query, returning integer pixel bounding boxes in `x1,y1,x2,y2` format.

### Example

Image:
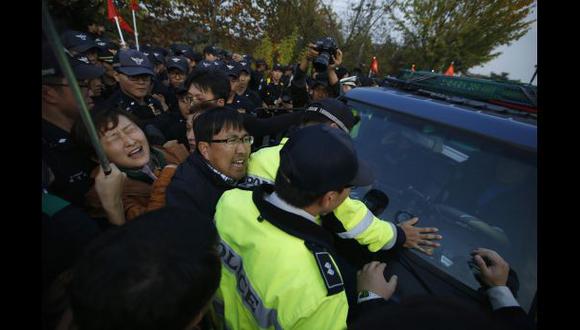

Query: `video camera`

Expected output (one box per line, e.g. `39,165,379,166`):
312,37,338,72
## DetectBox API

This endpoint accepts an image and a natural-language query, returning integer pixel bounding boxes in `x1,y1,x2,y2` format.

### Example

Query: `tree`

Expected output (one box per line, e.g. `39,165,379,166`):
388,0,535,73
340,0,394,66
258,0,342,64
140,0,265,50
47,0,103,32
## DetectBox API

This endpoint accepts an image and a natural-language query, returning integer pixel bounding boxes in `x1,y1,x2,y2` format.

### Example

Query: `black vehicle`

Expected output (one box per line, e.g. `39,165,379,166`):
343,86,537,315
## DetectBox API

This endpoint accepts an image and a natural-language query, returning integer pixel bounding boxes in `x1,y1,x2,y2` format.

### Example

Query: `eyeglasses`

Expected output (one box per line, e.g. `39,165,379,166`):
179,94,195,104
180,95,219,105
125,75,152,82
211,135,254,146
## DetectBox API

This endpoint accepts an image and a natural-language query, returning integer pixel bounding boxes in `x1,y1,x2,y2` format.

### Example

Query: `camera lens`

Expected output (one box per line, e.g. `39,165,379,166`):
313,52,330,72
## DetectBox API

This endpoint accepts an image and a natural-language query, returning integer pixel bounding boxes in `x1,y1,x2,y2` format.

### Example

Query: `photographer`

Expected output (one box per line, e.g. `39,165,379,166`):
291,37,343,107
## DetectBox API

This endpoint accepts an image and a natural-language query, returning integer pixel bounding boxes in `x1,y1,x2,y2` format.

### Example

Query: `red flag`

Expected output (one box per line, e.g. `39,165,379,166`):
411,64,416,72
444,62,455,76
107,0,119,20
107,0,134,34
130,0,140,11
118,16,134,34
370,57,379,74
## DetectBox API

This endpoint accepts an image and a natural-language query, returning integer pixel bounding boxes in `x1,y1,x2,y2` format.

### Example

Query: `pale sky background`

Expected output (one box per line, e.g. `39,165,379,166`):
323,0,537,84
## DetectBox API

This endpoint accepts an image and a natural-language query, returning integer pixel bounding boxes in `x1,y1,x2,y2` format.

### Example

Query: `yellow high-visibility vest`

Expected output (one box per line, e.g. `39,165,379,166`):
245,137,397,252
214,188,348,329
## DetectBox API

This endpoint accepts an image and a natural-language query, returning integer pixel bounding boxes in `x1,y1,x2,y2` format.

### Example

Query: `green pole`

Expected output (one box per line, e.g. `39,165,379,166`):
42,0,111,175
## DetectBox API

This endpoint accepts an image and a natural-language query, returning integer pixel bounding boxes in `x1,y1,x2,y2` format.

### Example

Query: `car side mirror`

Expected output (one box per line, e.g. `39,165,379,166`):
362,189,389,216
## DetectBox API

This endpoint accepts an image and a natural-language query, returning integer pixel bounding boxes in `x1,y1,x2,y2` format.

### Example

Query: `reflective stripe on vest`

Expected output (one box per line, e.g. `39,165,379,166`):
336,209,374,239
381,221,399,250
217,239,283,330
242,174,274,188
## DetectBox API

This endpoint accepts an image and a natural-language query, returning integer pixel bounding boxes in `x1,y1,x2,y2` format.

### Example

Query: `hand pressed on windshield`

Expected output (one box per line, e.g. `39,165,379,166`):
357,261,397,301
471,248,510,287
398,217,442,255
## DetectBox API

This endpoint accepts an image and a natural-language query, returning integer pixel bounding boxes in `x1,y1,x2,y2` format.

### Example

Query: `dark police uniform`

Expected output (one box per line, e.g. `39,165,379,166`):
230,93,257,115
240,88,262,110
163,114,189,149
260,79,285,107
42,120,96,206
104,89,174,145
250,70,265,92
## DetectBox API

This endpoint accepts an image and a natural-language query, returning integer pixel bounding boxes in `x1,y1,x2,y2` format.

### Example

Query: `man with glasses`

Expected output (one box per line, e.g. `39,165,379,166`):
166,108,253,218
182,69,304,150
42,42,104,206
162,86,196,150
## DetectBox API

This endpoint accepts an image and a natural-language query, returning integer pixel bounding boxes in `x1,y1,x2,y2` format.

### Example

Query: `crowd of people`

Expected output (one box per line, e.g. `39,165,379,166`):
42,25,535,330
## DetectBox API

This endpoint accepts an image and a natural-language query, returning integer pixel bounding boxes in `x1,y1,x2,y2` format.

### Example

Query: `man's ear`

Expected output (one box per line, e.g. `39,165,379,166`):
197,141,211,159
42,85,60,104
216,98,226,107
319,190,337,210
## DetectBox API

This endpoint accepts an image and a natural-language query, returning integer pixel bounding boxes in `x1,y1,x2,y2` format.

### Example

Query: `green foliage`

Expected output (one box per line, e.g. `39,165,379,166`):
254,34,274,67
389,0,535,73
45,0,535,77
277,29,300,65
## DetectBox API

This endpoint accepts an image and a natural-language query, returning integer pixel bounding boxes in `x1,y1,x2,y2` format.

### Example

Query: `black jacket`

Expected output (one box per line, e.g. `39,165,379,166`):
165,152,237,218
104,89,176,143
104,89,163,120
163,112,189,148
42,120,96,206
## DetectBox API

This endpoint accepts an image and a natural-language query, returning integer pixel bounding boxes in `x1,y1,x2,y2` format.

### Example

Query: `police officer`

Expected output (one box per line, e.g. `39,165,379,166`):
245,98,442,262
250,58,267,92
170,43,201,72
164,55,190,113
225,62,257,115
142,46,167,81
236,60,262,115
42,42,104,206
214,125,374,329
94,37,119,101
104,49,172,144
194,45,221,71
260,63,285,108
203,45,220,62
281,64,294,88
61,30,100,64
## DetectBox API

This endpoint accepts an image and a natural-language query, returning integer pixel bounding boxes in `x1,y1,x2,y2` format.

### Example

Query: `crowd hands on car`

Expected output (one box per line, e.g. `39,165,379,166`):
41,24,534,330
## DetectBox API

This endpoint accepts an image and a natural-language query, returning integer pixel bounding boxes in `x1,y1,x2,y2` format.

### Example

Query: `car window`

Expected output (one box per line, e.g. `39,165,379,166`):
348,100,537,311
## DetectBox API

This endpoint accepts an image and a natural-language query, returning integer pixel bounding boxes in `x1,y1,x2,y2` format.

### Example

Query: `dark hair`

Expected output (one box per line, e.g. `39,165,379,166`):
274,168,327,208
193,107,245,145
184,69,230,101
349,296,499,330
72,106,142,157
69,207,221,330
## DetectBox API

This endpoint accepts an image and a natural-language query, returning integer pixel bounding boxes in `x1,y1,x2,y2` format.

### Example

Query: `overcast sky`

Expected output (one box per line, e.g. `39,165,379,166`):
324,0,537,84
470,4,537,84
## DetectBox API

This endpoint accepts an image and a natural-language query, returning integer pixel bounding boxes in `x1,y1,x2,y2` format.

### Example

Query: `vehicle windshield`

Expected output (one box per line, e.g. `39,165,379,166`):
348,100,537,312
